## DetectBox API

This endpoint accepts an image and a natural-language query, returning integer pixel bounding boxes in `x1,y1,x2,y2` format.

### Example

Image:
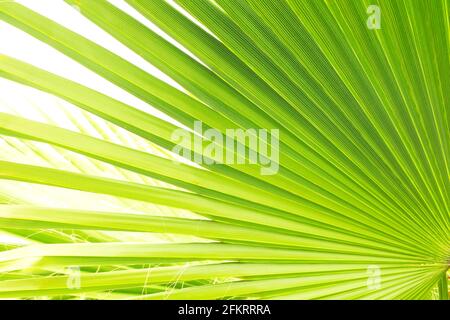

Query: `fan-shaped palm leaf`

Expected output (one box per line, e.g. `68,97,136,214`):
0,0,447,300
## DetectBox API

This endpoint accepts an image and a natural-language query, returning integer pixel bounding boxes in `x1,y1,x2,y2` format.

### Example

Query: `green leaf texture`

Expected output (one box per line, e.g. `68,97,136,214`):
0,0,447,299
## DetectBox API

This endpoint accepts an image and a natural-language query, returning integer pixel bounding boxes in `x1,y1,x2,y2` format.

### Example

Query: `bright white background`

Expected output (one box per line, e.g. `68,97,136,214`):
0,0,200,244
0,0,188,120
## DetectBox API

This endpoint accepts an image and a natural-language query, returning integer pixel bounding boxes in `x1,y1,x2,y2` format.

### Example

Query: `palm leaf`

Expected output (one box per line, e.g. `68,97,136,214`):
0,0,448,299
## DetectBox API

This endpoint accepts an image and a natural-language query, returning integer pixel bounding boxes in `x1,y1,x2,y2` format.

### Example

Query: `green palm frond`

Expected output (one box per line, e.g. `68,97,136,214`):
0,0,448,300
